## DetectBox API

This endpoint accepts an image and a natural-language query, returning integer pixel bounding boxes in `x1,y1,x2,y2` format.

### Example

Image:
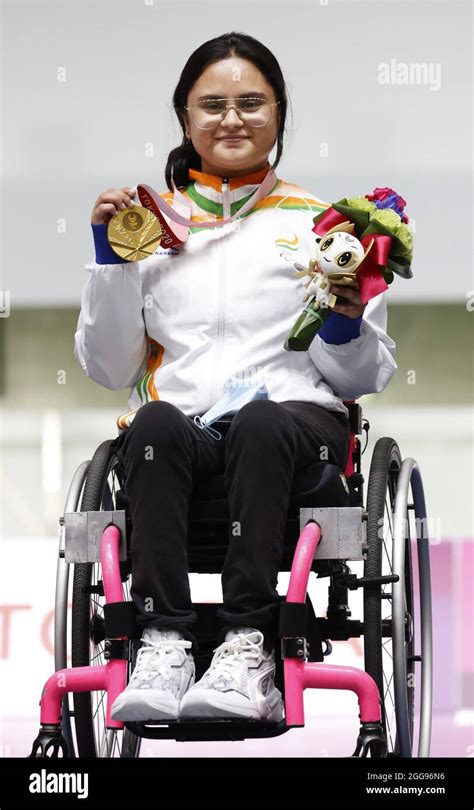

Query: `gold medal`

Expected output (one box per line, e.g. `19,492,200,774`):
107,205,162,261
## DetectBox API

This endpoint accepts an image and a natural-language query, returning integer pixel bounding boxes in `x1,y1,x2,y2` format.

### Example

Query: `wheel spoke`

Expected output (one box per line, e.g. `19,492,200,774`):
383,668,394,697
382,641,393,660
384,496,394,540
93,689,106,719
386,712,396,751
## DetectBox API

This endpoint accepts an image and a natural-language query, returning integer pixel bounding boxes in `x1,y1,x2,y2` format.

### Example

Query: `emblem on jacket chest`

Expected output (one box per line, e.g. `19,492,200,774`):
275,234,300,262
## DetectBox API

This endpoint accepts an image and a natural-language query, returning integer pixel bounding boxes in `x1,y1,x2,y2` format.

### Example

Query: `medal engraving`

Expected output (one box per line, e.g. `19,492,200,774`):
107,205,162,261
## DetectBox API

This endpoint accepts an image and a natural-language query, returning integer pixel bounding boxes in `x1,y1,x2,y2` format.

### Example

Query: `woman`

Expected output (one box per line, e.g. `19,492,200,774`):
74,31,397,723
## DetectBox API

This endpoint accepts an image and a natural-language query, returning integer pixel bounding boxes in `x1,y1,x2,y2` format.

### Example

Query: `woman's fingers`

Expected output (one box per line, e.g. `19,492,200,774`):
94,203,118,219
332,283,360,304
332,302,361,317
91,187,136,224
121,186,136,202
331,283,366,318
331,302,366,318
99,189,133,209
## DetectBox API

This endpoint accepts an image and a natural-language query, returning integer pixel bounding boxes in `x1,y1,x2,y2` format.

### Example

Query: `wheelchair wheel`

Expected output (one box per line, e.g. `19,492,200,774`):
363,437,432,758
55,459,90,758
71,439,142,758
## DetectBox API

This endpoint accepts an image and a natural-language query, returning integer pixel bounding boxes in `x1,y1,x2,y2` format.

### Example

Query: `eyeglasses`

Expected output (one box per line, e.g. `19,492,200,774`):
184,97,280,130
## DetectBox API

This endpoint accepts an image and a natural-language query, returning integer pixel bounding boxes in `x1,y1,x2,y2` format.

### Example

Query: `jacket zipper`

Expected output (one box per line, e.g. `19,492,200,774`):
221,177,230,218
209,177,229,404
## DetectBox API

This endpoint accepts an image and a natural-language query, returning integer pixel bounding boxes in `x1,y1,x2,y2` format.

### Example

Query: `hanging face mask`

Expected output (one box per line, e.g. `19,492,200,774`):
193,375,269,440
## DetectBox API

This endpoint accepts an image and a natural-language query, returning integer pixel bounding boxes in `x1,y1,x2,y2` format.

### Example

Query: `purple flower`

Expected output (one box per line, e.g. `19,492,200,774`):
366,187,409,223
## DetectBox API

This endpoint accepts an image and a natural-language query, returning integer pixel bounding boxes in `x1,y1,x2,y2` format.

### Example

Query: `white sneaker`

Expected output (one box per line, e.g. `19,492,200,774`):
111,627,195,722
179,627,284,721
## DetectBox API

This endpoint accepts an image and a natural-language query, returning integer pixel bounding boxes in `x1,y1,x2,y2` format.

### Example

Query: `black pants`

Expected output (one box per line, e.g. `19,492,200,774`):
110,399,350,653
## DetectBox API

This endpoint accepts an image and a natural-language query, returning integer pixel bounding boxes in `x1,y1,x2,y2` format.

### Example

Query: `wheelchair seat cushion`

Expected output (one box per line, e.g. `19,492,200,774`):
189,461,351,524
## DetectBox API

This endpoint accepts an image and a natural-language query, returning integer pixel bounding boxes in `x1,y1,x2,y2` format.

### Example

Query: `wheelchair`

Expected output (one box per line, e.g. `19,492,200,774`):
30,400,433,759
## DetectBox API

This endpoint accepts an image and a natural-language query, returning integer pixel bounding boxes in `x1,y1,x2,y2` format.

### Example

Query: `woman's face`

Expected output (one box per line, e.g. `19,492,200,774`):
183,56,280,177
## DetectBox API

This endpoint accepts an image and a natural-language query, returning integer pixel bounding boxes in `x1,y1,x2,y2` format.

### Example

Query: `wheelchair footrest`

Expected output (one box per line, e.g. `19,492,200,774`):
125,718,289,742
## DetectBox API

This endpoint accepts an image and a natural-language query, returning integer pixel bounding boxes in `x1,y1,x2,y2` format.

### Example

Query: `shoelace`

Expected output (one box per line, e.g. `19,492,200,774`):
206,631,265,685
132,637,192,683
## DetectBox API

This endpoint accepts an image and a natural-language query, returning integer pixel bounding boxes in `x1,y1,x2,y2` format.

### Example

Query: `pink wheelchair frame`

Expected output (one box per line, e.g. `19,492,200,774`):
30,400,388,759
31,520,384,757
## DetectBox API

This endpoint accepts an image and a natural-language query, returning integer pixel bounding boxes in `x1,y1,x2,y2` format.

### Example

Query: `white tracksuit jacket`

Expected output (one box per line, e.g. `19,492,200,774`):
74,164,397,430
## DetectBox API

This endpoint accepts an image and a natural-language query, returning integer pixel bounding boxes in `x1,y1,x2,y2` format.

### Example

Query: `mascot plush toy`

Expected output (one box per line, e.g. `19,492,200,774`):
284,187,414,351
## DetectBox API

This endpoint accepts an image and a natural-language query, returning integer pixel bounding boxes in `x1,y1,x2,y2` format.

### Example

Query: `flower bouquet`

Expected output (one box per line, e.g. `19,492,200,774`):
284,187,414,351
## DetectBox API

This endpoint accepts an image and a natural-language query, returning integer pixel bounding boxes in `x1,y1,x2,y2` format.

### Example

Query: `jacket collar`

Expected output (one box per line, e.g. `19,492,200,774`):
188,162,271,193
185,162,275,216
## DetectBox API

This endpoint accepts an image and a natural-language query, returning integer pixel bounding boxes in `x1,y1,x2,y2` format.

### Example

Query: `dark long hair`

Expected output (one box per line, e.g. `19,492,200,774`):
165,31,288,190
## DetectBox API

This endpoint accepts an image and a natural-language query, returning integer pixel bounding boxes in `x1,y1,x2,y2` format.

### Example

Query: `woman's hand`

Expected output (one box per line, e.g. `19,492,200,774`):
91,187,136,225
330,279,367,319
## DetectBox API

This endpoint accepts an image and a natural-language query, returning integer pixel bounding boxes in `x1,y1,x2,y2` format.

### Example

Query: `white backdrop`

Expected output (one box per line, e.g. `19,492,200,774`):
1,0,472,305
